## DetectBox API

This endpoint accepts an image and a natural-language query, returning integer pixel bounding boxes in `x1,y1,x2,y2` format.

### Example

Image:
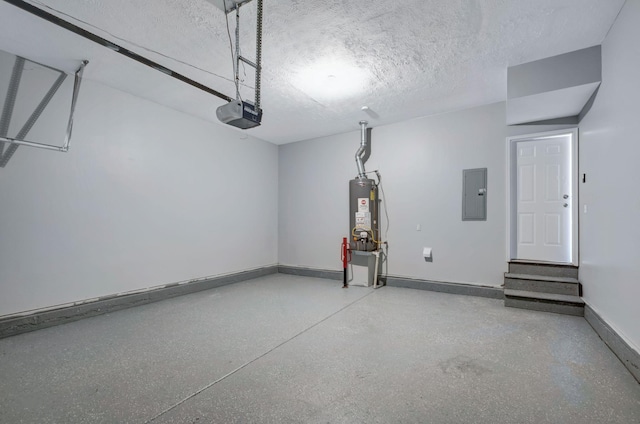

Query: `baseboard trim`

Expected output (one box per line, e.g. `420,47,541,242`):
0,266,504,339
584,304,640,384
279,266,504,300
386,276,504,299
0,266,278,340
278,265,342,281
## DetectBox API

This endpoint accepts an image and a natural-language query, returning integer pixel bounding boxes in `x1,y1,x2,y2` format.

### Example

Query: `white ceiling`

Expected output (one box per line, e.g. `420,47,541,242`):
0,0,626,144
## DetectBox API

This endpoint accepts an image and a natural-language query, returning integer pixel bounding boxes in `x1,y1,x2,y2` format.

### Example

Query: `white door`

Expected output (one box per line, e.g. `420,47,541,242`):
515,134,573,263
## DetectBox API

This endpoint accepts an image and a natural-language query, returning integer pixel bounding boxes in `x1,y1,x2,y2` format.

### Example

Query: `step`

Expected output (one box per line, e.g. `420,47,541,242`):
504,289,584,304
504,273,581,296
505,297,584,317
508,261,578,279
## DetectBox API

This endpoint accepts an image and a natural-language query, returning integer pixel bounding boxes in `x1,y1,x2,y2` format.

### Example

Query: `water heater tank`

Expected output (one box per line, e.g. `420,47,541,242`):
349,178,379,252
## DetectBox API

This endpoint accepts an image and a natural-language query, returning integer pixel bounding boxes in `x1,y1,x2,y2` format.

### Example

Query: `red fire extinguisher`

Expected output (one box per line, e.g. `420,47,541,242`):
341,237,351,288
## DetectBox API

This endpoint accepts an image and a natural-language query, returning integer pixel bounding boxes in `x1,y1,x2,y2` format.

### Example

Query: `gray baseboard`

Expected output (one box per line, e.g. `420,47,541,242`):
0,266,510,340
278,265,342,281
278,266,504,299
386,276,504,299
0,266,278,340
584,305,640,384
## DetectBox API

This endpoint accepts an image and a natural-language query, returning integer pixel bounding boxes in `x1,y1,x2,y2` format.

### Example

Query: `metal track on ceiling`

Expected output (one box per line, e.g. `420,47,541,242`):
2,0,234,103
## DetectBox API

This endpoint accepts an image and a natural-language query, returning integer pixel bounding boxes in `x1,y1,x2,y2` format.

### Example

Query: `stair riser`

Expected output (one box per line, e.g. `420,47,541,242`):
504,278,580,296
505,297,584,316
508,263,578,279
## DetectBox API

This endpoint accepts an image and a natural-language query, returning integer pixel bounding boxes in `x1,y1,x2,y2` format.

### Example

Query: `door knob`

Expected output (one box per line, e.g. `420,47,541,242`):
563,194,569,199
563,203,569,208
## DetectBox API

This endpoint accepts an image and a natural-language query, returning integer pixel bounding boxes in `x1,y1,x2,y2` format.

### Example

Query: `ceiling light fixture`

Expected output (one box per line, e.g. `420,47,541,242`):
293,59,370,101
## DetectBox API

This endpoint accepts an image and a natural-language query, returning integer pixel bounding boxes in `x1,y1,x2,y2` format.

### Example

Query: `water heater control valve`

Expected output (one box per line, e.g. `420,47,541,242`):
359,231,369,240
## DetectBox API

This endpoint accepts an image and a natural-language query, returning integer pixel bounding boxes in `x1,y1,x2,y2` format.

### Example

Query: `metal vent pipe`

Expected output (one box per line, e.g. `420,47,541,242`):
355,120,368,179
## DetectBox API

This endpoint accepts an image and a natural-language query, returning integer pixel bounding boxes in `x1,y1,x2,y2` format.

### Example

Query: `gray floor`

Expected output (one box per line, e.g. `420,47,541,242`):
1,275,639,424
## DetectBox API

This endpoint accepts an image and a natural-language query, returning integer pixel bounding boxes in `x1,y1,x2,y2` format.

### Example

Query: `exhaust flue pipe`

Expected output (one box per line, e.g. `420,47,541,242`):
355,120,368,179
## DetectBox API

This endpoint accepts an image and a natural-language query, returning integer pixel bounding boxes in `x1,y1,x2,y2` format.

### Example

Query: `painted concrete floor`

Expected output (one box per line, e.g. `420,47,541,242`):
0,274,639,424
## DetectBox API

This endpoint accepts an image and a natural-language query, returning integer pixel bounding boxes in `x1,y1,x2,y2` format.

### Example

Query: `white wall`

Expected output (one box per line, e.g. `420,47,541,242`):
579,0,640,351
279,102,509,287
0,80,278,316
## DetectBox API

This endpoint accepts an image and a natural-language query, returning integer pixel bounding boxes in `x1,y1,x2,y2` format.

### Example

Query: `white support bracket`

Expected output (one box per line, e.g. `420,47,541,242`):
0,58,88,167
206,0,253,14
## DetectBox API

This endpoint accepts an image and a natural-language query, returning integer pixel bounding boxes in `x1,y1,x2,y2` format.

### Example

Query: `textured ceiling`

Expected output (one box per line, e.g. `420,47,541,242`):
0,0,626,144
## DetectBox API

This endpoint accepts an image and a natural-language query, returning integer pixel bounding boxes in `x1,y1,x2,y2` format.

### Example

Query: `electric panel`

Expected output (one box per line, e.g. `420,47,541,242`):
462,168,488,221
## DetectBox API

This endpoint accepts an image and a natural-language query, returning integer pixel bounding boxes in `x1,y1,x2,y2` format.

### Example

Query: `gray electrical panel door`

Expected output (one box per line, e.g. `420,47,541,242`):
462,168,487,221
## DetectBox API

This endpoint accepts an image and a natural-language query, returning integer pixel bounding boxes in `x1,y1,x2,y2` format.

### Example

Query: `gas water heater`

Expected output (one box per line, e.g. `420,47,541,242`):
349,178,379,251
349,121,380,252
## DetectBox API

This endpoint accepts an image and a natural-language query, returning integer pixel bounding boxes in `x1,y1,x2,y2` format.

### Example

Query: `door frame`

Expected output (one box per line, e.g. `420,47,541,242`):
506,128,579,265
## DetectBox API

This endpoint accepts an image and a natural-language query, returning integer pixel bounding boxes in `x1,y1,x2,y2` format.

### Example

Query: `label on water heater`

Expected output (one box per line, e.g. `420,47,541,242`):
358,198,369,212
355,211,371,230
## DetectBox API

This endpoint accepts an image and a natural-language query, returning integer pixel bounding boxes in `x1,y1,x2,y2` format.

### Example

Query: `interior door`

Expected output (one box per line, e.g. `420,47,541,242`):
516,134,573,263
